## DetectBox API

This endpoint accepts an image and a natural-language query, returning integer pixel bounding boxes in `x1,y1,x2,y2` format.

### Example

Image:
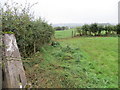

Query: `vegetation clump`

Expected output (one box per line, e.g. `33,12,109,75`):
24,37,118,88
1,1,54,57
76,23,120,36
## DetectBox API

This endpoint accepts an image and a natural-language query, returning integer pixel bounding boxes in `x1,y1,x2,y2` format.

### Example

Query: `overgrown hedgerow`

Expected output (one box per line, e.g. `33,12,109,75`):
1,1,54,57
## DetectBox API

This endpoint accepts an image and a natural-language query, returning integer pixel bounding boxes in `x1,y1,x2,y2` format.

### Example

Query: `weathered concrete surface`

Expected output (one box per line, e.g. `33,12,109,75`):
2,34,27,88
0,34,2,90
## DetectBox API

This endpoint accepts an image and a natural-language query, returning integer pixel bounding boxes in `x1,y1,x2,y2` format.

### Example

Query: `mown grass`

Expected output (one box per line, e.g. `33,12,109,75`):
59,37,118,88
55,29,117,39
55,29,76,39
24,36,118,88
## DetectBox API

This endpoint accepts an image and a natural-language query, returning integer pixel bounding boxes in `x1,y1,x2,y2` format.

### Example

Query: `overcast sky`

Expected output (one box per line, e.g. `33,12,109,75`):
1,0,120,24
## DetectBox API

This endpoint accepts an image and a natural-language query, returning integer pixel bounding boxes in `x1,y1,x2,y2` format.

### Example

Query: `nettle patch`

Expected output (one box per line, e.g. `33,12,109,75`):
51,44,85,62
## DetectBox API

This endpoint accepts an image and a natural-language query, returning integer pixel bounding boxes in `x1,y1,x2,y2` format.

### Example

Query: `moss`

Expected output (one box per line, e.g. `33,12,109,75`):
3,31,14,34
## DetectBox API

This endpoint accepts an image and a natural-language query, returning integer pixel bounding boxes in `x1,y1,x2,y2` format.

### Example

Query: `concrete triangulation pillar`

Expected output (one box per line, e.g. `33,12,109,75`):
0,33,2,90
2,34,27,88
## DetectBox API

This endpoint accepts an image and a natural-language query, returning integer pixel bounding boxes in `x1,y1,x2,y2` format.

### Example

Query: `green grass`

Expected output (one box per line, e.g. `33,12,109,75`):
24,36,118,88
55,29,117,39
60,37,118,87
55,29,75,39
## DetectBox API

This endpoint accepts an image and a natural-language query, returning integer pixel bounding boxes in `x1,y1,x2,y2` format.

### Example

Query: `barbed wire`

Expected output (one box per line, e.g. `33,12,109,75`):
1,56,34,63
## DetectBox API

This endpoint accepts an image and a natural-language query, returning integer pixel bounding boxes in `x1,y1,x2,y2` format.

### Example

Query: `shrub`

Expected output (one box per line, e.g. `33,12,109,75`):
1,1,54,57
76,23,118,37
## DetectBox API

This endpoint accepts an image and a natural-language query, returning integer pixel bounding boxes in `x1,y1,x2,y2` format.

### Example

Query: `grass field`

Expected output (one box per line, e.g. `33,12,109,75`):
55,29,76,39
24,30,118,88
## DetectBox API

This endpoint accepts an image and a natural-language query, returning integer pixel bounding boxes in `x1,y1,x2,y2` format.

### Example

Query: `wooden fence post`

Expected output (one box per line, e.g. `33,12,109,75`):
2,34,27,88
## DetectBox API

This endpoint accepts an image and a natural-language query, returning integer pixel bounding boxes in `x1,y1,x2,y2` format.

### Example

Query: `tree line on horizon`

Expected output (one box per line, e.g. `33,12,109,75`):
54,26,69,31
76,23,120,36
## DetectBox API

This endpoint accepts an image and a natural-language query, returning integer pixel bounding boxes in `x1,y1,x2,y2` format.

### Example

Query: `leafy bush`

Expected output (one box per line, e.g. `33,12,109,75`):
51,41,60,47
54,26,68,31
1,1,54,57
76,23,119,36
52,45,84,62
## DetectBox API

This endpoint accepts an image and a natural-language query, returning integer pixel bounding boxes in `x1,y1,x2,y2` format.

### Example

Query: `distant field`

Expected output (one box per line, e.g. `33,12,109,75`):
24,36,118,88
55,29,76,39
55,29,117,39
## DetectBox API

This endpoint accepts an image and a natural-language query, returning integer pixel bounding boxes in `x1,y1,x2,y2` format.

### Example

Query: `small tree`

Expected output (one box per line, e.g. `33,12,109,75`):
104,25,114,35
90,23,98,36
116,24,120,35
76,27,82,36
81,24,90,36
97,25,104,36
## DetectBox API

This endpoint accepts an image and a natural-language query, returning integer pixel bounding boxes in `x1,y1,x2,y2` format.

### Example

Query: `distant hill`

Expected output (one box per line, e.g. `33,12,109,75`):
52,23,84,28
52,23,116,28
